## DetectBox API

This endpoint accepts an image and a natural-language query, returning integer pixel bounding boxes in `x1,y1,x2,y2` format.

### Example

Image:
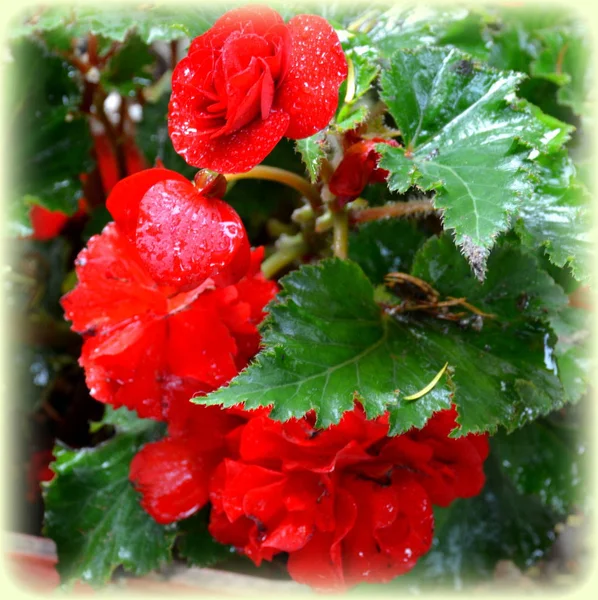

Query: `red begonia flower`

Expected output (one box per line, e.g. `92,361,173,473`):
329,138,399,206
207,405,489,590
61,223,277,420
130,405,248,523
106,168,250,291
168,5,348,173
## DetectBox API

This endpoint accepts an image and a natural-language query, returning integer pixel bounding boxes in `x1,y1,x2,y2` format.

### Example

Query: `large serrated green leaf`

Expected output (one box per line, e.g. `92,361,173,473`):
44,425,174,587
378,46,572,279
548,306,593,404
197,245,570,436
515,151,593,284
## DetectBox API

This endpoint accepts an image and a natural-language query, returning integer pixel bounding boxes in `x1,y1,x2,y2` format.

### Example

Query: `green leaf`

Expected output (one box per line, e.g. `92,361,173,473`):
295,131,328,183
348,220,428,285
176,509,233,567
531,26,591,116
411,234,568,324
516,151,592,284
11,5,224,44
197,249,568,436
492,405,588,516
8,39,93,218
335,41,380,128
101,34,156,95
44,425,173,587
364,6,492,60
378,46,572,278
548,306,593,404
335,105,370,133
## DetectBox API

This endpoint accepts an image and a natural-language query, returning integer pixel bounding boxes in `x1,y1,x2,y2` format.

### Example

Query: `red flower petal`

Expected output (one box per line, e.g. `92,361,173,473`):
29,205,69,240
106,168,188,242
130,438,212,524
188,5,285,55
61,223,165,333
135,178,250,290
275,15,347,139
168,107,290,173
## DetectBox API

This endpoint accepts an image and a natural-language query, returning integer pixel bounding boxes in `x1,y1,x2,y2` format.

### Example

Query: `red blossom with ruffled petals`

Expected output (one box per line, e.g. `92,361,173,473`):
206,406,489,590
130,405,248,524
168,5,347,173
61,222,277,420
329,137,399,206
106,168,250,291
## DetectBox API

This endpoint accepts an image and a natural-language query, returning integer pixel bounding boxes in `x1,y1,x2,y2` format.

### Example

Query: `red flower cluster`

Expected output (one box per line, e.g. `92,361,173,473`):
62,164,277,421
130,404,489,590
329,133,398,207
62,222,276,421
168,5,347,173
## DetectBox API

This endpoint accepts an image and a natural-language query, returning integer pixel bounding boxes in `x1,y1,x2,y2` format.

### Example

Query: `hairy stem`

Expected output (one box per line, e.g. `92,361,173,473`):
261,238,309,279
350,200,434,224
332,210,349,259
224,166,321,208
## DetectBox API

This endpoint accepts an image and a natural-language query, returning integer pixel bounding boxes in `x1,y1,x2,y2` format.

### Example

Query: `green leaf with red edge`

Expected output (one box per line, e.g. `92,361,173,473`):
377,46,572,279
44,421,174,587
197,238,572,436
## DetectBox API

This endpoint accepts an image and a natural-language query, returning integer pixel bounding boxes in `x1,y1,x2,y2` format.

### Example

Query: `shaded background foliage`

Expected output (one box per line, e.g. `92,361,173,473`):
4,2,593,592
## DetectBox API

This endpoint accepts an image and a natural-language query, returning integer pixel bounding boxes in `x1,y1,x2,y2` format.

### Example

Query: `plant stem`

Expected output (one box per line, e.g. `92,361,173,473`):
350,200,434,224
224,166,321,208
261,238,308,279
332,210,349,259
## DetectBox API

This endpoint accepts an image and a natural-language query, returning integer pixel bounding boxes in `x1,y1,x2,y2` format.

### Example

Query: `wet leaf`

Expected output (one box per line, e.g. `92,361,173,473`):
515,151,593,284
44,424,173,587
493,405,589,516
366,6,492,59
198,247,569,436
378,46,572,278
